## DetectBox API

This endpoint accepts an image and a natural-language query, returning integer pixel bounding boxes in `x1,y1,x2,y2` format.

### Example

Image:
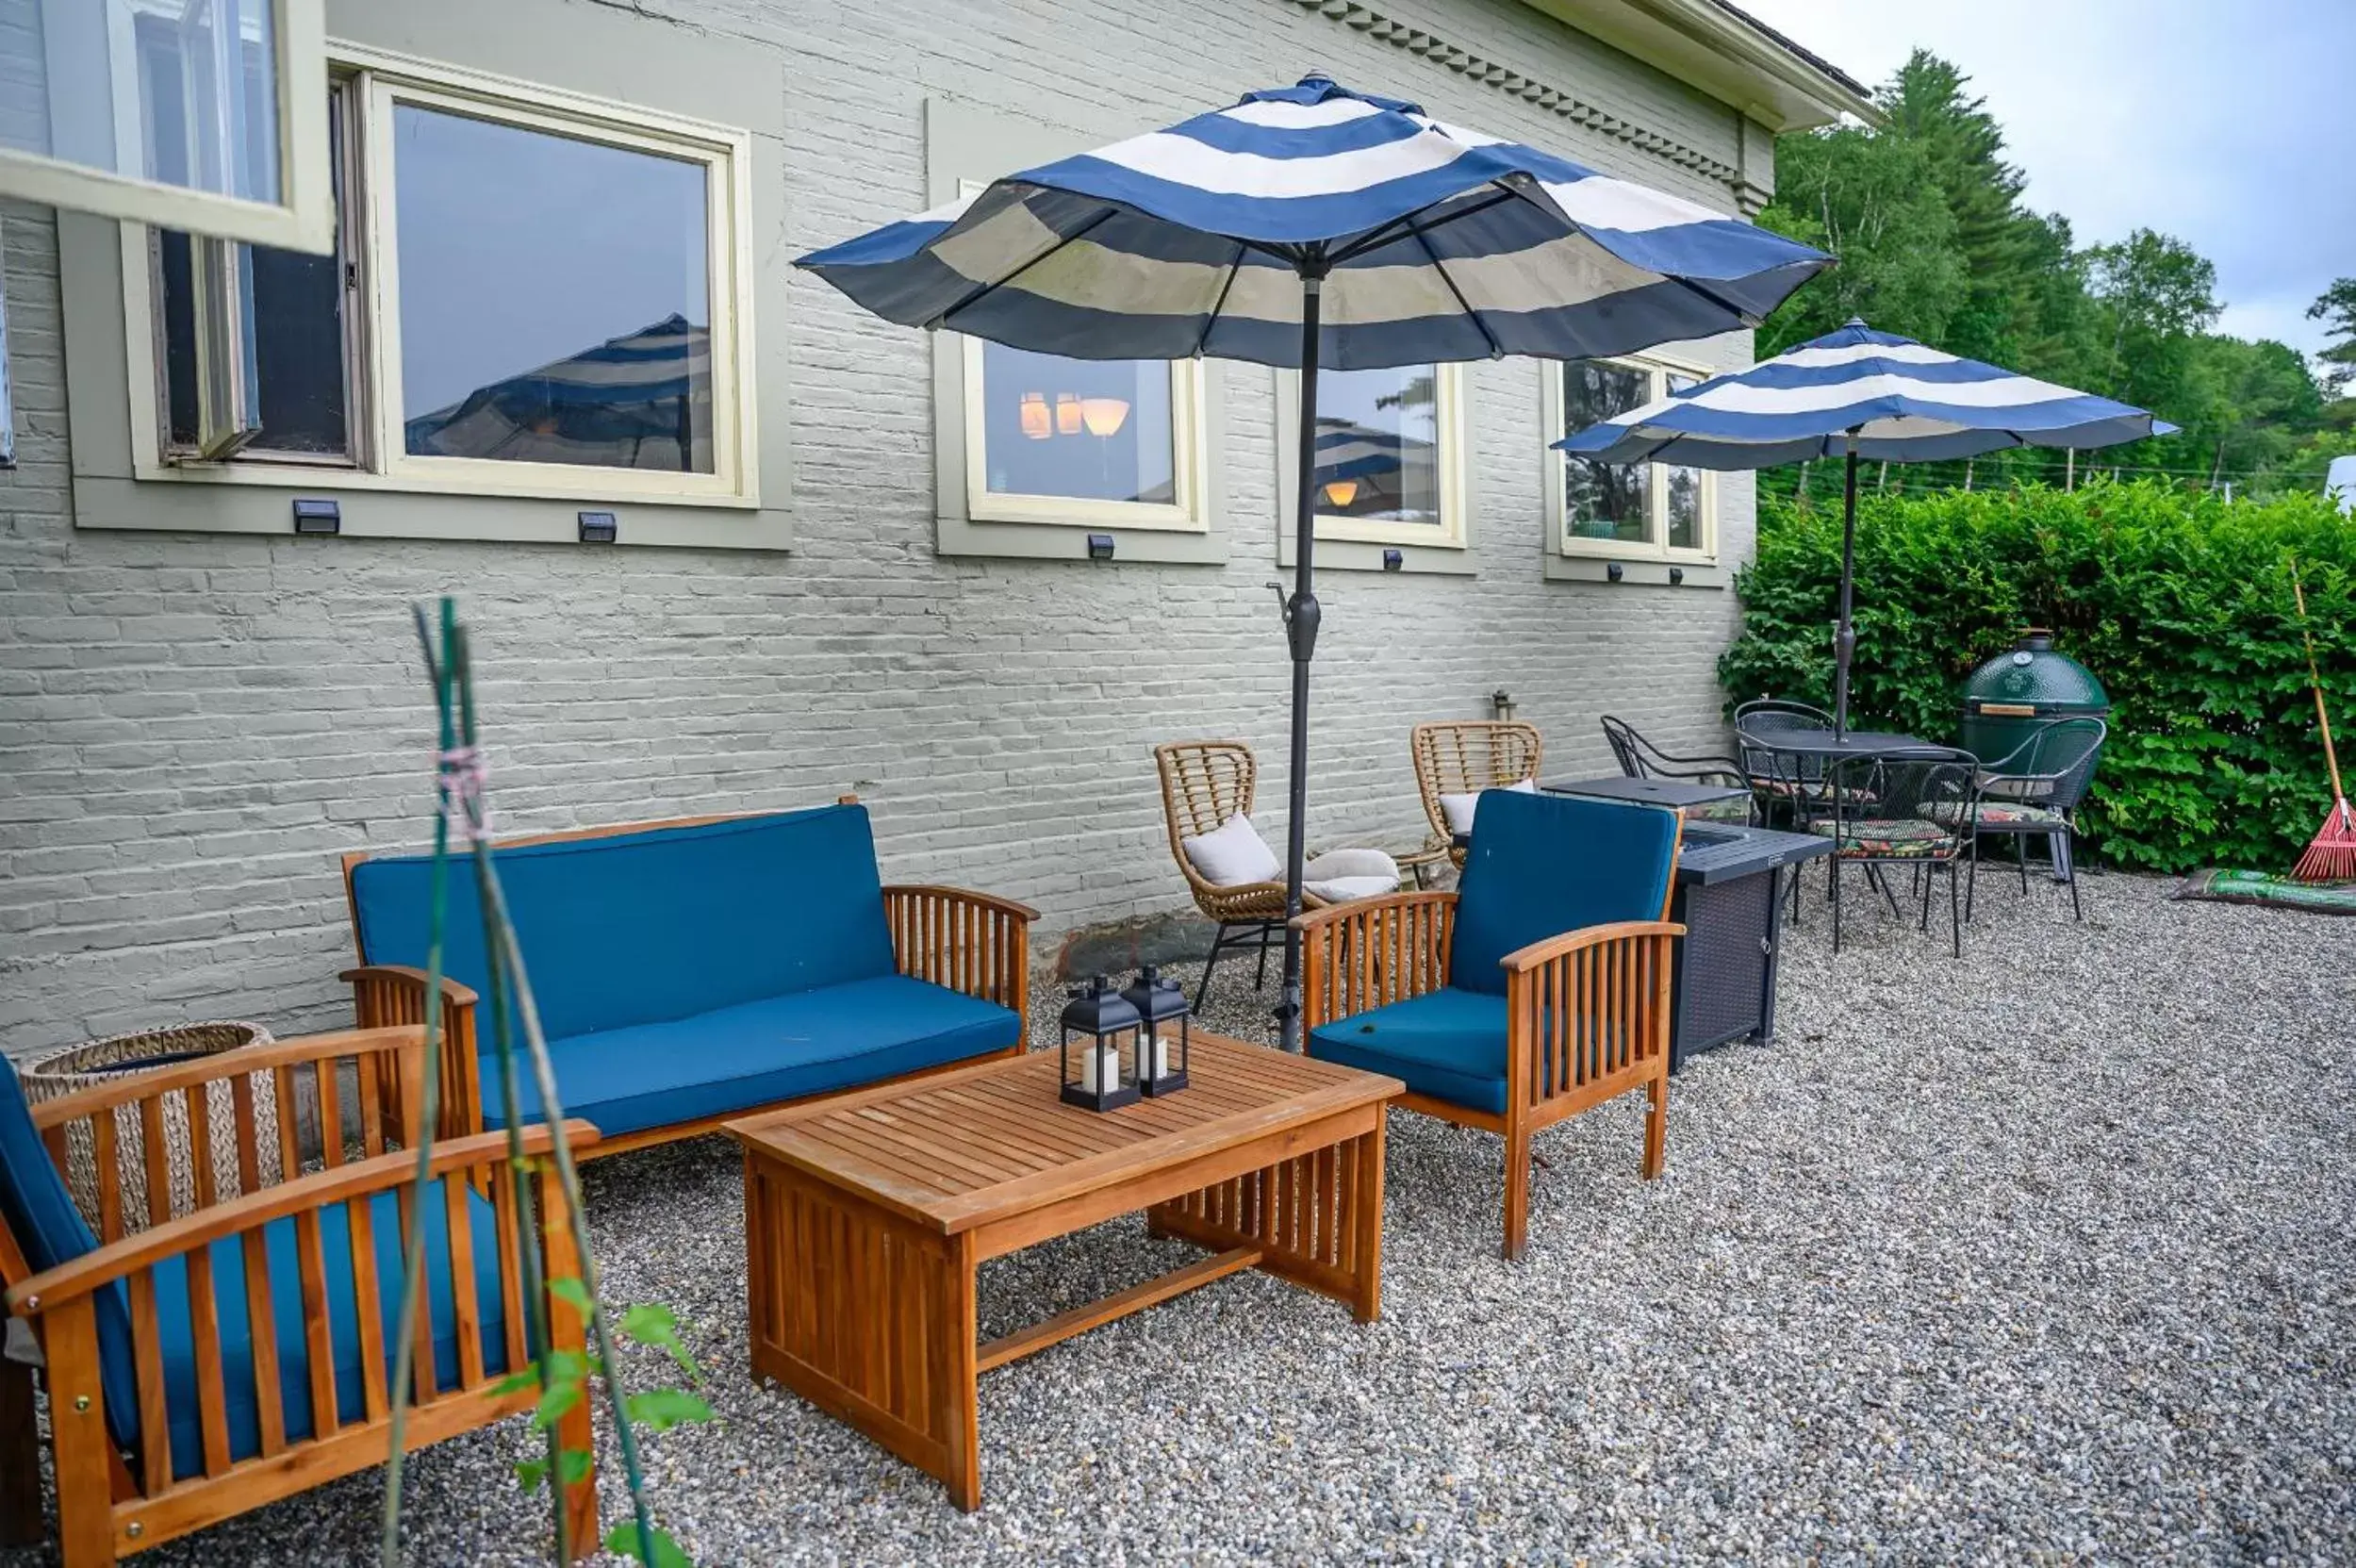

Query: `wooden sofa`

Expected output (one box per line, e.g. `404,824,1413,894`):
0,1028,597,1566
339,801,1035,1156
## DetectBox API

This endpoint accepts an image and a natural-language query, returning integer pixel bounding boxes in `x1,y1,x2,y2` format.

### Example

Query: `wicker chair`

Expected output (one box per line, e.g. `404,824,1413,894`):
1157,741,1329,1009
1409,721,1544,870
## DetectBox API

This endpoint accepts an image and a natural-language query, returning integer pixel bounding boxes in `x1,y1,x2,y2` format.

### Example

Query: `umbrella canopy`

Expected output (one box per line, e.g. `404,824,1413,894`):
798,74,1832,1048
1557,320,2175,735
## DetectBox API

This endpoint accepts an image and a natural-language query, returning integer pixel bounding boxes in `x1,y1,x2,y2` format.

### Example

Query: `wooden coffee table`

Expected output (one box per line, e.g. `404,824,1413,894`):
729,1031,1401,1510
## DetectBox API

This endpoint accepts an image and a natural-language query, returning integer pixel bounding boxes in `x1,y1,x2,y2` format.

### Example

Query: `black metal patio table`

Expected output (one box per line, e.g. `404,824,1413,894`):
1737,728,1942,761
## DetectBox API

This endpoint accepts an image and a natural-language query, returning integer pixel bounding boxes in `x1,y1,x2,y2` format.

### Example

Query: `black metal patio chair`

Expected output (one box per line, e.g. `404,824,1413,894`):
1812,747,1978,957
1933,718,2106,922
1598,716,1753,821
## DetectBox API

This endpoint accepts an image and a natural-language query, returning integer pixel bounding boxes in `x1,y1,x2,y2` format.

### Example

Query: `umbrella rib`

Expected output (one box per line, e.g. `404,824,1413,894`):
1326,186,1520,268
1195,243,1247,358
1407,211,1503,360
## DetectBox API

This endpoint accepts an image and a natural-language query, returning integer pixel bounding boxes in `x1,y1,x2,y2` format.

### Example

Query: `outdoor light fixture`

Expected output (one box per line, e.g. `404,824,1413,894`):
1019,391,1052,439
1120,966,1191,1097
1321,477,1359,510
1382,547,1404,570
1491,688,1516,721
1079,396,1130,437
1060,975,1142,1112
577,510,618,543
1055,392,1083,437
1086,533,1115,560
291,498,339,535
1606,561,1624,582
1668,565,1685,586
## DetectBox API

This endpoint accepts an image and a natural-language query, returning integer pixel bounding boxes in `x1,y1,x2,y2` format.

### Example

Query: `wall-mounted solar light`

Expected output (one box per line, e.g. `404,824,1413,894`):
291,499,339,535
578,510,618,543
1606,561,1623,583
1087,533,1115,560
1382,548,1404,571
1668,565,1685,586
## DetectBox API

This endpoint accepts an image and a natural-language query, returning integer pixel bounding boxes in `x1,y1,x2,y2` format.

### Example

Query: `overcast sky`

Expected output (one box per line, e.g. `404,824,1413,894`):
1740,0,2355,360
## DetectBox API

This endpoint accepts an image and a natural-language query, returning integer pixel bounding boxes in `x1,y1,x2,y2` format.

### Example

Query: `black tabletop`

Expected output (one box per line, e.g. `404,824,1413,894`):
1541,775,1751,809
1737,728,1942,759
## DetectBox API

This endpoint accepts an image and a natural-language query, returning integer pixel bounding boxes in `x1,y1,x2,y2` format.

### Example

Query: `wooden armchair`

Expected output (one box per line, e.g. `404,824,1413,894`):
1409,720,1544,869
1297,790,1682,1260
1,1028,598,1566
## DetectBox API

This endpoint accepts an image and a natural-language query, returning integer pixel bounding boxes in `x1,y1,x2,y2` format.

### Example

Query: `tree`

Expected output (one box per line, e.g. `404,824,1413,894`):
1755,124,1965,355
2310,277,2356,395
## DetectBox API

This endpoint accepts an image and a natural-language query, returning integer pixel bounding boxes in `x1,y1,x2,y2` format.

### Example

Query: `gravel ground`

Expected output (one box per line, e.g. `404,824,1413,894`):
8,867,2353,1564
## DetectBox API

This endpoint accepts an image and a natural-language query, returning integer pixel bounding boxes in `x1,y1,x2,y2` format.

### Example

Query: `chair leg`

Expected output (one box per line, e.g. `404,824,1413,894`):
1501,1125,1532,1262
2067,833,2084,921
1254,922,1274,989
1918,863,1933,933
1831,857,1843,953
1641,1074,1668,1180
2018,834,2029,895
1966,842,1980,923
1949,859,1963,957
1195,925,1232,1012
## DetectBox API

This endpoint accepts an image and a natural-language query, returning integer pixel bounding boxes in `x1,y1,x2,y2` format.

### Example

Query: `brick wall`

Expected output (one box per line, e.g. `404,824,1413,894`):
0,0,1765,1057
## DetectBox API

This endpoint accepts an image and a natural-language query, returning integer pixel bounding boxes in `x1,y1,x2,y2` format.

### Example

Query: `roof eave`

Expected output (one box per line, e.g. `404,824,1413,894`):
1517,0,1886,133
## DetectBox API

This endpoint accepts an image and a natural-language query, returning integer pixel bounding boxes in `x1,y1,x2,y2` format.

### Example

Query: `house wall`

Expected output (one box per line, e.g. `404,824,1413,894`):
0,0,1776,1058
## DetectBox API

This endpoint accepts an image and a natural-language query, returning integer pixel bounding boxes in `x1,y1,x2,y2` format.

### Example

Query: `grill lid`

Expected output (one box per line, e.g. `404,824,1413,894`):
1961,628,2109,715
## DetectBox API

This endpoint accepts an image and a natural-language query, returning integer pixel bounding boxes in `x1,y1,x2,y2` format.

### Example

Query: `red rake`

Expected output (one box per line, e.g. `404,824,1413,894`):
2291,572,2356,883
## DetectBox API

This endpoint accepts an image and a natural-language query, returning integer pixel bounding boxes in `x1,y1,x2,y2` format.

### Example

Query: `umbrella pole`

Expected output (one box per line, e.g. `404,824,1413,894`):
1277,270,1326,1053
1832,443,1859,740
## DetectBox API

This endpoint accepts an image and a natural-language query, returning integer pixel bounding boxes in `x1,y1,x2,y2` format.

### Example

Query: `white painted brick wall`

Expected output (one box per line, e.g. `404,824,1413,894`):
0,0,1764,1057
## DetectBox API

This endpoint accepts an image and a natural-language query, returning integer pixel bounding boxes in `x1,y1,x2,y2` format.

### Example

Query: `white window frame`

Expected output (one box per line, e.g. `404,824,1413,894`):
1277,362,1472,553
1545,352,1719,565
117,42,759,508
951,183,1209,534
0,0,334,254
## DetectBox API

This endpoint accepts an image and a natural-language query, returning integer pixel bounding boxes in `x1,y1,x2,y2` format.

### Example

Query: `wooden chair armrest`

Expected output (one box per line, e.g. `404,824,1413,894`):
880,884,1042,923
25,1027,425,1132
1295,892,1459,1032
338,965,480,1009
8,1121,599,1313
1498,919,1685,976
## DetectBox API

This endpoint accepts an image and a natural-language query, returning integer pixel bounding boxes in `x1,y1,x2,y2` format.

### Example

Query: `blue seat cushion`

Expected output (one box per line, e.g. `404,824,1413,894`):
349,805,898,1042
1307,987,1508,1116
1448,789,1680,995
482,974,1022,1138
0,1068,140,1449
152,1179,510,1480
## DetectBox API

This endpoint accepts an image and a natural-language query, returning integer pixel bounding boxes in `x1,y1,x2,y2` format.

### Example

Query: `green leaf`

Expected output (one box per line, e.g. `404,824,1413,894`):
513,1456,549,1494
605,1522,695,1568
531,1380,583,1431
549,1277,595,1318
557,1447,592,1485
623,1387,715,1433
620,1302,700,1380
490,1364,541,1396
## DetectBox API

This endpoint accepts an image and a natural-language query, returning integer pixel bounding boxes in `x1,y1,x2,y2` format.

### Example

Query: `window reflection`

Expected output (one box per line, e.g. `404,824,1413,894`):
1563,360,1653,541
393,107,713,472
1314,366,1441,526
1663,372,1705,550
979,345,1174,503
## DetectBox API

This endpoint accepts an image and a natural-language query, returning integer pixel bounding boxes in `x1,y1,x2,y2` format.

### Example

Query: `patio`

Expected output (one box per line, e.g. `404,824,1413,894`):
19,869,2347,1565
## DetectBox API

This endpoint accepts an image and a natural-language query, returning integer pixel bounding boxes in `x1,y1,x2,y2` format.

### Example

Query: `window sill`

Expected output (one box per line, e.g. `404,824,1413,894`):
1544,553,1728,588
126,454,760,509
72,473,792,551
934,512,1227,565
1278,533,1477,576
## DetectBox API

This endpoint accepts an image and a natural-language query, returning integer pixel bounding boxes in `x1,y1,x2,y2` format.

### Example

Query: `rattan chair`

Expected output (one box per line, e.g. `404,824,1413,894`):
1156,740,1335,1010
1409,720,1544,870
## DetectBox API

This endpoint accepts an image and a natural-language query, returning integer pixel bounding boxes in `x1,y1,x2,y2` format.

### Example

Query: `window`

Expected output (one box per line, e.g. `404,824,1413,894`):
1306,364,1467,549
953,186,1206,533
1548,355,1716,562
128,47,755,504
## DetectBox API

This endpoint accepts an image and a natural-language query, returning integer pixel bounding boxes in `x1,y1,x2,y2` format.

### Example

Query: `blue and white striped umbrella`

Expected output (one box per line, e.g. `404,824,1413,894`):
1556,320,2176,735
1554,319,2176,467
797,74,1831,1047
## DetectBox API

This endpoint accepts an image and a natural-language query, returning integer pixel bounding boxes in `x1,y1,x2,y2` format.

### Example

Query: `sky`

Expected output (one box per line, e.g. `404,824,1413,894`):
1740,0,2356,360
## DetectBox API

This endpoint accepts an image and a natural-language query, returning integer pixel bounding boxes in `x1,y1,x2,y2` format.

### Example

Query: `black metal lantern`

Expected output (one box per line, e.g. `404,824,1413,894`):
1059,975,1141,1112
1120,965,1191,1097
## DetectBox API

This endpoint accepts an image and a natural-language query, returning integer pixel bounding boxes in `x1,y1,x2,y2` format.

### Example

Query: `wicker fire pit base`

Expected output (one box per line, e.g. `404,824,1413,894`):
22,1021,280,1233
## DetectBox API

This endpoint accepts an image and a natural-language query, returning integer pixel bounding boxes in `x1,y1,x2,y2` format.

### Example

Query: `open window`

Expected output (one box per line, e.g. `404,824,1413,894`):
128,46,756,505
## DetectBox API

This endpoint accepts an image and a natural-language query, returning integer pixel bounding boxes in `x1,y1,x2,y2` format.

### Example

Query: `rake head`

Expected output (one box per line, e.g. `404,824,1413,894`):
2290,796,2356,883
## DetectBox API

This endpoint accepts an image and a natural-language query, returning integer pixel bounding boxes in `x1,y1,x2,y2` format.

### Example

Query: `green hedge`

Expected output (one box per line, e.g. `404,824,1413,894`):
1719,481,2356,873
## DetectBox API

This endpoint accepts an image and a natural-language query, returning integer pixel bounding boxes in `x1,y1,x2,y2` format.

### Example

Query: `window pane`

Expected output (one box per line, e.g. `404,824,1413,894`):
1663,372,1705,550
976,345,1174,503
159,88,347,455
393,106,713,472
1562,360,1653,542
1314,366,1442,527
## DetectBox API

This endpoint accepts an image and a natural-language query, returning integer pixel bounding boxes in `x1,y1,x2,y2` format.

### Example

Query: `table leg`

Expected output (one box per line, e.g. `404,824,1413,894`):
1145,1116,1384,1320
742,1153,980,1509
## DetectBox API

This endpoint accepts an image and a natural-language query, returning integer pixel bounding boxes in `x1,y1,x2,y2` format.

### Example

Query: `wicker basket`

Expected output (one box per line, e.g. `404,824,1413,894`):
22,1022,282,1233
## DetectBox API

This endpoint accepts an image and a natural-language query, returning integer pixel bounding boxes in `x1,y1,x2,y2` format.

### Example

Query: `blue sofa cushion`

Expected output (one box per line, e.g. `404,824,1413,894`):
1447,789,1680,996
0,1067,141,1450
1308,987,1509,1116
152,1179,509,1480
482,974,1021,1138
349,805,898,1043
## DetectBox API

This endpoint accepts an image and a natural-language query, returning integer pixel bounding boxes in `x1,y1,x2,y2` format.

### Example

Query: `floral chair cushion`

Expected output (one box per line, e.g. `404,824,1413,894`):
1920,800,2068,831
1805,816,1956,858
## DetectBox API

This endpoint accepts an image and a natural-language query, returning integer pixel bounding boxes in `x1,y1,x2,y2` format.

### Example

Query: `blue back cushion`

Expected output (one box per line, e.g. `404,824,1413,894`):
349,806,897,1041
1446,789,1680,995
0,1067,140,1447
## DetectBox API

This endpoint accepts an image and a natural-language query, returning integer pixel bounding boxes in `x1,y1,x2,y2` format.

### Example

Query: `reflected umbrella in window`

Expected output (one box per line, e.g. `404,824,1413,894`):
402,312,712,471
1311,419,1438,520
